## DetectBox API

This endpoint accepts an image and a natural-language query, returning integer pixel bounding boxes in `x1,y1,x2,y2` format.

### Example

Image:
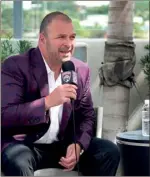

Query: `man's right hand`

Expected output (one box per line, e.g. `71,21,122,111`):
45,84,77,110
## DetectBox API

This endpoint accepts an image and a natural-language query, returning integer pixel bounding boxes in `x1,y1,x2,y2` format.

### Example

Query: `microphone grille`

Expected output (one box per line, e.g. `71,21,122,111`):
62,61,75,72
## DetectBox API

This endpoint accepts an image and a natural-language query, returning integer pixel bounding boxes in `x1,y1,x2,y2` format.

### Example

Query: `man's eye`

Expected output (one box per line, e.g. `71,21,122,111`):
58,36,65,39
71,36,75,39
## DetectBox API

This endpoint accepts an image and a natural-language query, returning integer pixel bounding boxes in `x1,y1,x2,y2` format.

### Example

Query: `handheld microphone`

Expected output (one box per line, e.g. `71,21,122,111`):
61,60,80,175
61,60,78,86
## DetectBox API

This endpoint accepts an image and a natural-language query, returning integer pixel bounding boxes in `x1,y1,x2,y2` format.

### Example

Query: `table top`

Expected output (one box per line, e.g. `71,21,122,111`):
116,130,150,144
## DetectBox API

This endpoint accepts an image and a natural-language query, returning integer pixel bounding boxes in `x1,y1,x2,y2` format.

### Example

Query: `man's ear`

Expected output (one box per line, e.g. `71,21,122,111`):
39,33,45,44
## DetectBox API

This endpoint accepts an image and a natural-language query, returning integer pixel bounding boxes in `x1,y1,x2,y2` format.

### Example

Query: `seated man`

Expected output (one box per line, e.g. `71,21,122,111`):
1,11,120,176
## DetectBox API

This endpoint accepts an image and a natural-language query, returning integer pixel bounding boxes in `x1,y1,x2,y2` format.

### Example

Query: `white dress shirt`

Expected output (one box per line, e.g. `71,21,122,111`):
35,58,63,144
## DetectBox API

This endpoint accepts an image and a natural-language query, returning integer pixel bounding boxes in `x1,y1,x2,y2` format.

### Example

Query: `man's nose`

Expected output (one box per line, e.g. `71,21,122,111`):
64,38,73,47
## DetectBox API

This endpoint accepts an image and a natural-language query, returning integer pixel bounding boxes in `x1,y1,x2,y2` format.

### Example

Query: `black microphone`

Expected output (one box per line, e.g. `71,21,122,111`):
61,60,80,175
61,60,78,86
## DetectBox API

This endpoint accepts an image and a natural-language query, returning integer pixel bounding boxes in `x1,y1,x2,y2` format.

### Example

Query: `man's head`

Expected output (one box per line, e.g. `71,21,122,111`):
38,11,76,67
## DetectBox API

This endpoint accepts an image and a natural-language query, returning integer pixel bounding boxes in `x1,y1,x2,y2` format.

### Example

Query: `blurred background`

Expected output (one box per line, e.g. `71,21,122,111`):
1,1,149,39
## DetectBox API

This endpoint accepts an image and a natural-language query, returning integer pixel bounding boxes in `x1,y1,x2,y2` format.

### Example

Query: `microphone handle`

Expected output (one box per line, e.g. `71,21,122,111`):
71,100,80,175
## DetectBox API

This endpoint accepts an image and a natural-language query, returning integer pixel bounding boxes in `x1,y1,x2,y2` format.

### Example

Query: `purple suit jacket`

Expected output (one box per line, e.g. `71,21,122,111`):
1,47,95,152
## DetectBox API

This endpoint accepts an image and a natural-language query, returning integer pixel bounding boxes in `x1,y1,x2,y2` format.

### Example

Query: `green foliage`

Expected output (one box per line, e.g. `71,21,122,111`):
134,1,149,21
23,10,46,32
86,5,108,15
46,1,79,18
23,1,79,33
2,7,13,29
16,40,33,54
1,36,32,62
140,44,150,86
133,23,147,38
72,19,90,38
0,30,13,38
1,1,149,39
1,35,16,62
88,29,106,38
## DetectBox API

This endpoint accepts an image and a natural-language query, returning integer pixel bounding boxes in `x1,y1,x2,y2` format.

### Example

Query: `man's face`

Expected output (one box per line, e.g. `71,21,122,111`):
42,19,76,65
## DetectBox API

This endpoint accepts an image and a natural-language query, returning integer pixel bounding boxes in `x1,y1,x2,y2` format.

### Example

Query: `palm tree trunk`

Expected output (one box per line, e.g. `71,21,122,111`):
100,1,136,142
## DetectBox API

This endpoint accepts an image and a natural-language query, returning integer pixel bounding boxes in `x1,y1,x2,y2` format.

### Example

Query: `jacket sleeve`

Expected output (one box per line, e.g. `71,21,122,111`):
75,67,96,151
1,58,47,134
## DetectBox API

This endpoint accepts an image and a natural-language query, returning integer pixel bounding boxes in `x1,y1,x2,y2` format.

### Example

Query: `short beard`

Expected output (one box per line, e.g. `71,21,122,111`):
45,43,61,65
50,53,62,65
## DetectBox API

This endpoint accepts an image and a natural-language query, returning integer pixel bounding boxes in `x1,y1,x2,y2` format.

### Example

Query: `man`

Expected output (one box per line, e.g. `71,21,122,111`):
1,11,120,176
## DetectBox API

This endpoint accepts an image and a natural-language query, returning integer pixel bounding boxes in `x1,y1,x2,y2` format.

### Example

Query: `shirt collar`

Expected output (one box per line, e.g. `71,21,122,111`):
42,56,52,74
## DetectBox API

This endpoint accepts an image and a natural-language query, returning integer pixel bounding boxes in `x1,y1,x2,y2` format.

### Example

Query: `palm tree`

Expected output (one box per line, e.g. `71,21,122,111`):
99,1,136,142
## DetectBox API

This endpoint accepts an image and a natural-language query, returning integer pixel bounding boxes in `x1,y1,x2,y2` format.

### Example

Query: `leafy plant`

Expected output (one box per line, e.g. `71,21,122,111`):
140,44,150,86
1,35,32,62
1,35,16,62
16,40,32,54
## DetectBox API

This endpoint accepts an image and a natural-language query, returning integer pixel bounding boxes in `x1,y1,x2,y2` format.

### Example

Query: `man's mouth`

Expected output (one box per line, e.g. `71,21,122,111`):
59,50,71,54
60,50,71,55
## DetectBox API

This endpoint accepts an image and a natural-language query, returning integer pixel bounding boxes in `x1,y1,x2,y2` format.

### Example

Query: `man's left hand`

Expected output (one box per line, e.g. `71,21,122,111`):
59,143,81,171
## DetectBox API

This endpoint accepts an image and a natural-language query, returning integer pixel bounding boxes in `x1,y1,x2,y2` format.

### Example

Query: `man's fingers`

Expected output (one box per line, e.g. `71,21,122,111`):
64,98,71,103
66,88,77,98
59,161,66,168
66,148,73,158
60,157,75,164
59,161,75,170
66,93,77,100
63,84,78,90
62,84,77,100
66,87,77,94
59,144,79,170
63,166,75,172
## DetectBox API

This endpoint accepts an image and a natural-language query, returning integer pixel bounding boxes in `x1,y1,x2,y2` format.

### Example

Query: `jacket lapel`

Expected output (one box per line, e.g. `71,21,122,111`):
30,48,50,125
30,47,49,98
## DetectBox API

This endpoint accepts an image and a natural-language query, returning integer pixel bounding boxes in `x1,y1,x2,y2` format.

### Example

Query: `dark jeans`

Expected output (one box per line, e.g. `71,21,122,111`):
1,137,120,176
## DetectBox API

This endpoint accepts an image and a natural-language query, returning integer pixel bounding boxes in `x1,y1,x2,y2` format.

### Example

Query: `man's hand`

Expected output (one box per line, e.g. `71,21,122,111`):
45,84,77,110
59,143,81,171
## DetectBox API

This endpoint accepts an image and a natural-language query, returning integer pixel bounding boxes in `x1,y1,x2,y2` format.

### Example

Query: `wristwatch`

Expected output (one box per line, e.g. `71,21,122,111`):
80,149,84,155
77,142,84,155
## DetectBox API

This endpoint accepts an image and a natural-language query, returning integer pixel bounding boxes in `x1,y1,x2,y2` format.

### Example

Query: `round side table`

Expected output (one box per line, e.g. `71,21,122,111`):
116,130,150,176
